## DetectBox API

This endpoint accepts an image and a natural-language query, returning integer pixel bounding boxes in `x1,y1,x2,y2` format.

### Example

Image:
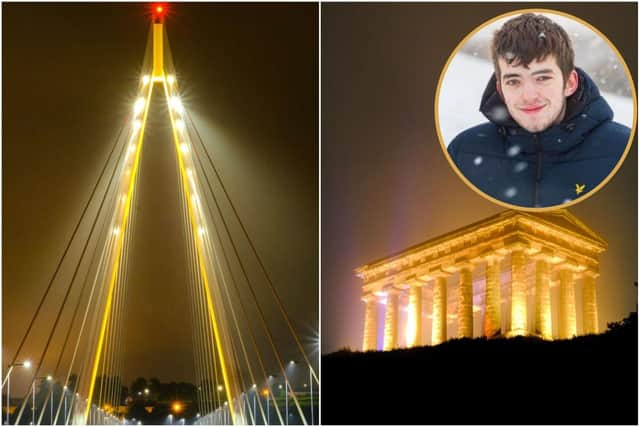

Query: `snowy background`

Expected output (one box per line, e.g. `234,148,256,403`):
438,13,635,146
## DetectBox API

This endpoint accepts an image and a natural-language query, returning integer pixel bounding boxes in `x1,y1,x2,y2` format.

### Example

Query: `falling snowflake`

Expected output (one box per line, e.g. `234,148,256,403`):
489,105,509,122
513,161,527,173
557,138,563,144
504,187,518,198
473,156,483,166
507,145,521,157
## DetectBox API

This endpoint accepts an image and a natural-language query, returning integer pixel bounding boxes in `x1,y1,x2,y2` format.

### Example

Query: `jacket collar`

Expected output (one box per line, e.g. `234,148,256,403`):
478,68,614,154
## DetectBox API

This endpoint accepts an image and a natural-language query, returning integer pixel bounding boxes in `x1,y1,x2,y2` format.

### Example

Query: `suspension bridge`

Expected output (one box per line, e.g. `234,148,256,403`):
3,5,318,425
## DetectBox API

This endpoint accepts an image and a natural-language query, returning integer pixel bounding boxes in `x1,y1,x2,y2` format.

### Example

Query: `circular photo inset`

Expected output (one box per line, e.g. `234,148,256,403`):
436,9,637,210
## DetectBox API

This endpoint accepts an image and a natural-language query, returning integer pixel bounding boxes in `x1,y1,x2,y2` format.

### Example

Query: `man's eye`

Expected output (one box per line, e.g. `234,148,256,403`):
505,80,519,86
536,76,552,82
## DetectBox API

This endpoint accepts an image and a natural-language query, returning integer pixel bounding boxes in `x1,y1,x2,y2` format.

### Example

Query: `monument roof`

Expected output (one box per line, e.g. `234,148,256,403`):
356,209,606,273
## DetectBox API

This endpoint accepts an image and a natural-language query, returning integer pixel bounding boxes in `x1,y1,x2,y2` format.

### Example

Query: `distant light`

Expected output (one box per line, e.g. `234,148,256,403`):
76,393,80,397
137,391,141,396
46,375,53,381
133,120,142,131
137,422,141,426
252,384,256,389
63,385,68,390
196,413,200,418
261,389,269,397
217,385,223,392
170,96,183,113
167,75,175,85
180,142,189,154
134,98,145,116
142,75,150,85
172,402,183,413
156,5,163,13
278,384,283,389
144,388,149,395
175,119,185,132
224,401,228,406
289,360,295,365
23,361,32,368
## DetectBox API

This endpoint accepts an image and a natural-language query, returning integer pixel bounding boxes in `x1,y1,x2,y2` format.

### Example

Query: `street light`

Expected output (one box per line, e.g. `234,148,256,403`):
3,361,31,425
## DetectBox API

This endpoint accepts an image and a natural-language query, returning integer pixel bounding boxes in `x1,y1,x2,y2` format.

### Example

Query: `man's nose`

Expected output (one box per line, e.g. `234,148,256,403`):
521,80,538,103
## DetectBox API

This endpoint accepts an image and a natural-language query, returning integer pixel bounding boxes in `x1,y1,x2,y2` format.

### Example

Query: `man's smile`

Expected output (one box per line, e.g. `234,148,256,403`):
519,104,546,114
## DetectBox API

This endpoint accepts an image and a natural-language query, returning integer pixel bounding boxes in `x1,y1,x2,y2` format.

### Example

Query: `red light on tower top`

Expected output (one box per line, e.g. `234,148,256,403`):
152,4,167,23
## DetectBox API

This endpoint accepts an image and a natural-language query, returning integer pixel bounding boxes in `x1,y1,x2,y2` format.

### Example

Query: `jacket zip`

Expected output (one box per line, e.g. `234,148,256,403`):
534,134,542,206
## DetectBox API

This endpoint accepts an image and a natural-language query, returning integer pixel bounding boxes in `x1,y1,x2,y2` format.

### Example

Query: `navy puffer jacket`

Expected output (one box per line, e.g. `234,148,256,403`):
447,68,631,208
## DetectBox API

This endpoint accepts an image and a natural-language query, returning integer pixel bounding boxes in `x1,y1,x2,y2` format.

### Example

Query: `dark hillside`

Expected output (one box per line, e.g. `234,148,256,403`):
322,313,637,425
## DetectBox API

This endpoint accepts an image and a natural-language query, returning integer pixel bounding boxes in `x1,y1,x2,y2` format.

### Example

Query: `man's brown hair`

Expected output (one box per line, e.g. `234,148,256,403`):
491,13,575,82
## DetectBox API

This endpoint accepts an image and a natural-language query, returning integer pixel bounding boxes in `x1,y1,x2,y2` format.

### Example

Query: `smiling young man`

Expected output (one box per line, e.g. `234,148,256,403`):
447,13,631,208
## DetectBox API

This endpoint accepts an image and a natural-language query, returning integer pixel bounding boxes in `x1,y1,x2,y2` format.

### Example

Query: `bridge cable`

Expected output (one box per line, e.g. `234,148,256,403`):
7,122,126,370
13,121,129,425
186,112,318,384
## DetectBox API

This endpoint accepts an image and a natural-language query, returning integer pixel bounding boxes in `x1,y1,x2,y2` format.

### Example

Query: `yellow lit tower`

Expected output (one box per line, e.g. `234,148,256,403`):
83,5,241,424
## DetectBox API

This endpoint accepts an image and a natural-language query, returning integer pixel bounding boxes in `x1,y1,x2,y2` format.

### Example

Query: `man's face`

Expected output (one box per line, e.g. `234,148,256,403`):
497,55,578,133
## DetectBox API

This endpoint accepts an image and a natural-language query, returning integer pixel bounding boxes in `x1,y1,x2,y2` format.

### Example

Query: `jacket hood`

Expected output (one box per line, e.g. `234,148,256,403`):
478,67,615,153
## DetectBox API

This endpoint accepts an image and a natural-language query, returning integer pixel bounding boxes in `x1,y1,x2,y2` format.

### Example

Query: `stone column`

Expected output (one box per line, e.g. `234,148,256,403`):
558,267,577,339
534,256,552,340
582,270,599,335
406,284,423,348
362,294,379,351
383,289,399,350
483,255,502,337
509,247,528,336
458,265,473,338
432,276,447,346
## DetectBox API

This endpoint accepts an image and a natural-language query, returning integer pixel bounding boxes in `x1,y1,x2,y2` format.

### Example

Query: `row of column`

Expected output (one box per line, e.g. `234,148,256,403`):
362,250,599,351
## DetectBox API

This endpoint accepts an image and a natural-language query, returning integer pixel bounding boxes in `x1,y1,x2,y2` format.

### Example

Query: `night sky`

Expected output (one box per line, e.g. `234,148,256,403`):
322,3,637,353
3,3,318,393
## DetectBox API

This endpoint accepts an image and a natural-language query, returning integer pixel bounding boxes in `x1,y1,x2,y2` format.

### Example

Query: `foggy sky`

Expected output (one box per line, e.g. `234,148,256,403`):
3,3,318,394
322,2,637,353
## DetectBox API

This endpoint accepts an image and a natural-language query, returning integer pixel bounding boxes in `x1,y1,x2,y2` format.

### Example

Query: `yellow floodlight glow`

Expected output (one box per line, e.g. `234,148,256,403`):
163,78,236,424
133,120,142,131
186,168,193,177
198,226,205,236
128,144,137,154
175,119,185,132
142,75,150,85
167,75,175,85
113,226,120,236
134,97,145,115
170,96,183,113
84,71,153,424
180,142,189,154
